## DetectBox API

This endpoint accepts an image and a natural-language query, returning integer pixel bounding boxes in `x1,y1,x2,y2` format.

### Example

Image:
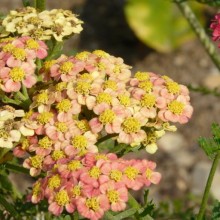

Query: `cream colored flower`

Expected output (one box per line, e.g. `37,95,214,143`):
0,129,21,149
0,7,83,41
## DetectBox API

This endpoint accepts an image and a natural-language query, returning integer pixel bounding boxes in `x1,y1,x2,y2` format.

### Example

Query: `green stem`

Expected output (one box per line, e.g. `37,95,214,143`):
197,151,220,220
174,0,220,71
15,91,26,101
2,163,30,175
34,0,46,11
96,134,117,146
22,84,29,99
2,95,22,106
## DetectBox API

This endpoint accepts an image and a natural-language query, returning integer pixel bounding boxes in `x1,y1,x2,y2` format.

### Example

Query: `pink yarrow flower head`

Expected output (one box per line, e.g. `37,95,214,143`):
76,192,109,220
210,13,220,44
0,36,48,93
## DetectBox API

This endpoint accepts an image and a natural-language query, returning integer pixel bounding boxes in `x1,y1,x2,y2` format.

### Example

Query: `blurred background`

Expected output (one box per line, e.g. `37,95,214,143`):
1,0,220,217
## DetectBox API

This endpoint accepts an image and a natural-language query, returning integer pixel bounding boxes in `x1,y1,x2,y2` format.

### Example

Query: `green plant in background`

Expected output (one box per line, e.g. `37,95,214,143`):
124,0,205,52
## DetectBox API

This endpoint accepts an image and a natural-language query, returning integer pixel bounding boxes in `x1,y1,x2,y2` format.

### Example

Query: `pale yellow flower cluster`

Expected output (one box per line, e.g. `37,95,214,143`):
0,7,83,41
0,106,37,149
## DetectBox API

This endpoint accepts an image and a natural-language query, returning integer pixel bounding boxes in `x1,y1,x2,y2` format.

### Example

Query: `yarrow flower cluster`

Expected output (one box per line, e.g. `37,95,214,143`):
0,5,193,220
210,13,220,45
0,36,48,92
27,152,161,219
11,49,192,218
0,7,83,41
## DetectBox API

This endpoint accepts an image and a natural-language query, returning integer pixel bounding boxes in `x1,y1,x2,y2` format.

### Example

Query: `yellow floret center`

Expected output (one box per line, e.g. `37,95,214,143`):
95,154,108,161
38,136,53,149
51,150,65,161
37,112,53,124
36,91,48,104
124,166,139,180
0,129,9,139
93,50,109,58
55,190,69,206
28,17,42,25
166,81,180,94
21,138,29,150
79,73,93,81
118,94,130,107
55,122,68,133
86,197,100,211
72,135,87,149
72,185,81,197
56,99,71,112
96,93,112,104
145,168,152,180
33,181,41,196
60,61,74,74
2,44,15,53
134,71,149,81
43,60,56,71
31,28,44,39
9,67,25,82
107,190,119,203
30,155,43,168
76,120,90,132
122,117,141,133
0,37,15,43
48,175,61,189
138,81,153,92
104,80,117,91
110,170,122,182
140,94,156,108
12,48,26,60
55,82,67,91
97,62,106,70
99,109,116,124
113,65,121,74
75,51,90,60
75,81,91,95
24,110,33,119
67,160,82,171
26,39,39,50
168,100,184,115
89,166,101,179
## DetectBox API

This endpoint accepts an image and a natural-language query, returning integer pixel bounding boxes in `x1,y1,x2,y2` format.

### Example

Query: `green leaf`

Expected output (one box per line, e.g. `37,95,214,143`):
198,124,220,159
22,0,31,7
124,0,205,52
198,137,219,159
212,123,220,145
211,200,220,220
114,208,137,219
46,40,63,60
193,0,220,6
0,194,18,218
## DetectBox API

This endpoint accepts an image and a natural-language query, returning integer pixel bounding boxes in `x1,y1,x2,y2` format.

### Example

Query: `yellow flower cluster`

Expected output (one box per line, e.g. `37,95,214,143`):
0,7,83,41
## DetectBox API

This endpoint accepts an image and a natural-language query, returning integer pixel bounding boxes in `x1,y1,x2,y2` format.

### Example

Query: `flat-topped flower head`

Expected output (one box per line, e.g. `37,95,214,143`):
0,7,83,41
